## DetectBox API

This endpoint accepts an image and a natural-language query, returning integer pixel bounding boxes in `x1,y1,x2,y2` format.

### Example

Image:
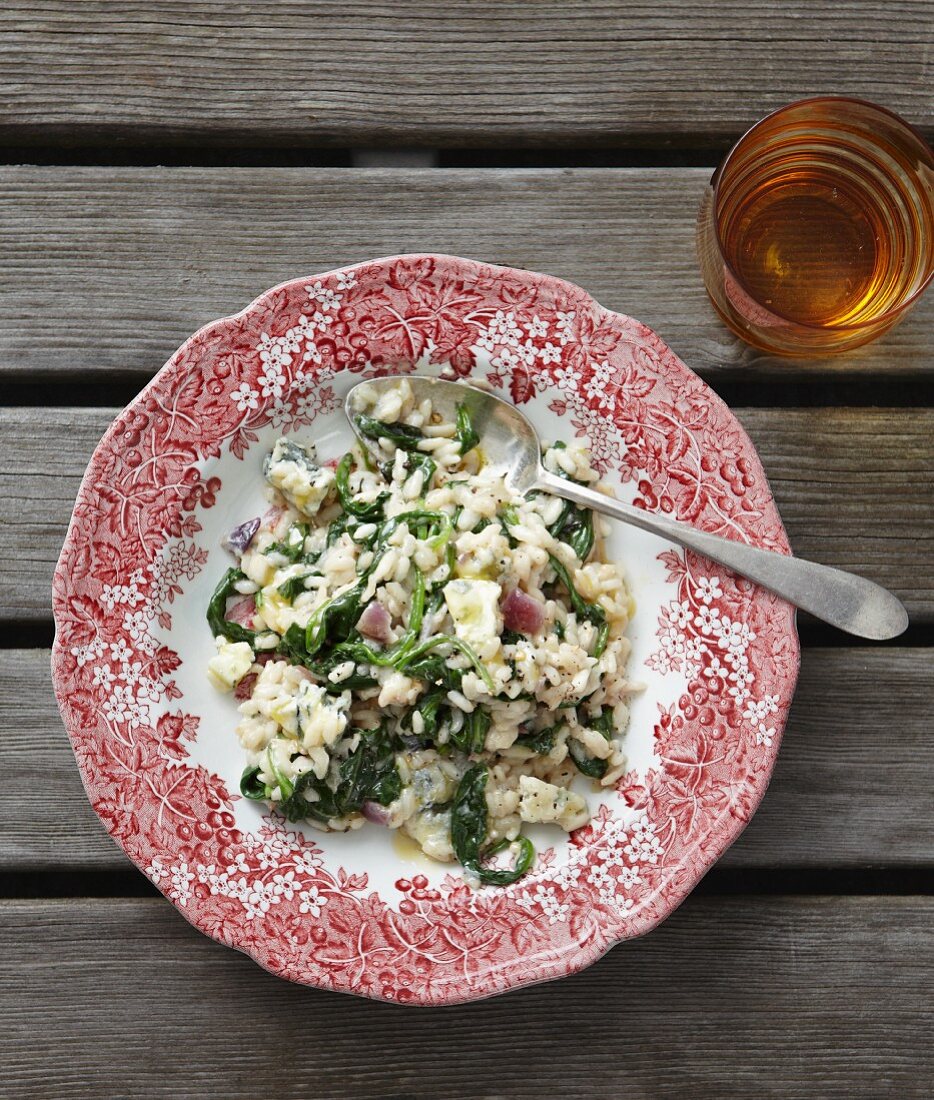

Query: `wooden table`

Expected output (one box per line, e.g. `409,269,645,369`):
2,5,932,1097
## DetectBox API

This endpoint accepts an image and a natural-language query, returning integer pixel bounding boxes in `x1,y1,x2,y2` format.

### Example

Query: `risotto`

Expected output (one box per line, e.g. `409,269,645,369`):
206,378,636,885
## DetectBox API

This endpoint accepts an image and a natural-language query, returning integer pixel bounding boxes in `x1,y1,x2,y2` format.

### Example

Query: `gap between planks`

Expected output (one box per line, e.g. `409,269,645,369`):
1,1,931,148
0,896,930,1097
1,167,933,382
3,647,931,873
0,405,929,622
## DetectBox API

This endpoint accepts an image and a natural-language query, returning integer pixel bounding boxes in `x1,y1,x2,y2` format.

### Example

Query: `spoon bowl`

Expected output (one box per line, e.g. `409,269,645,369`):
346,375,908,641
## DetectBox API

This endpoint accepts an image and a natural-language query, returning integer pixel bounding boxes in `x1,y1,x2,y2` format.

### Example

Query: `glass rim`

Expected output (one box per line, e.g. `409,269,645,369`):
710,95,934,333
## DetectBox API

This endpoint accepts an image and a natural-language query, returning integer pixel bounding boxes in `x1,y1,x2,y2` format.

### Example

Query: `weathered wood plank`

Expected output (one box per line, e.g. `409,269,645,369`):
1,3,931,148
1,167,933,383
2,405,929,622
6,648,931,871
0,896,930,1096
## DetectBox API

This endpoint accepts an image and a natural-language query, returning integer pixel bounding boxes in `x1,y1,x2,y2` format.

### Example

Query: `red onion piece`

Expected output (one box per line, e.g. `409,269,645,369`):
357,601,393,643
227,596,257,628
502,587,545,635
362,800,392,825
224,517,260,556
261,504,288,536
233,672,258,702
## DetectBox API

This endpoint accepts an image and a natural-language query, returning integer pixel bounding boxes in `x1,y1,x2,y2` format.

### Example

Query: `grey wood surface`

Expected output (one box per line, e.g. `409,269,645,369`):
1,896,930,1097
7,646,931,872
3,4,933,1091
3,405,929,622
1,3,931,149
2,167,933,383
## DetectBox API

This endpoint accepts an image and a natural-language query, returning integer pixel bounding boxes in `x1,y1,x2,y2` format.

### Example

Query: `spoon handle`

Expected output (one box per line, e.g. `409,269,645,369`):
534,471,908,640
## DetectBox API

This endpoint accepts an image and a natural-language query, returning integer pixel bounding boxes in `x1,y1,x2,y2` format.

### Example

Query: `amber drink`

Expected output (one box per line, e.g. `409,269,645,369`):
698,98,934,355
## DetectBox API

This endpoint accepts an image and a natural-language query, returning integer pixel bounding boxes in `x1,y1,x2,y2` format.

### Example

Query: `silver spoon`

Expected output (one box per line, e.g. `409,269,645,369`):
346,375,908,641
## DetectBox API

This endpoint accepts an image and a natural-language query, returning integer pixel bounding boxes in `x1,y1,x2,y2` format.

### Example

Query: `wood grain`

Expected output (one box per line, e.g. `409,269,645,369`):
1,167,933,384
0,896,930,1096
0,3,931,149
2,405,929,622
7,647,931,872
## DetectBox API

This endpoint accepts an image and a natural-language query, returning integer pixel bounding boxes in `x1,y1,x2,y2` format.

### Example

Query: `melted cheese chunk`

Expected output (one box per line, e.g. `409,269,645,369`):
443,578,502,648
264,438,335,517
207,637,254,691
296,681,351,751
518,776,589,831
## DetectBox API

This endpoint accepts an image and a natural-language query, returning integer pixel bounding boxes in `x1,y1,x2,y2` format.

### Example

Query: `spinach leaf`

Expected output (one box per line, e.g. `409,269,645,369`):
449,707,490,755
312,651,380,692
497,503,520,548
425,584,446,619
278,725,401,823
401,687,448,742
428,544,456,594
501,629,523,647
568,741,608,779
280,769,338,825
277,624,377,690
277,622,309,663
400,634,494,693
304,581,367,656
547,554,609,658
515,724,560,755
549,499,595,562
206,568,256,645
325,511,356,548
323,669,379,692
455,402,480,455
450,765,535,886
265,522,310,562
277,573,314,601
403,451,437,494
354,414,426,451
328,638,386,666
379,509,452,551
592,706,615,737
542,444,596,560
335,452,388,521
342,725,403,808
394,566,425,658
292,565,430,682
404,655,463,690
568,706,615,778
240,765,267,800
264,743,295,801
329,566,425,671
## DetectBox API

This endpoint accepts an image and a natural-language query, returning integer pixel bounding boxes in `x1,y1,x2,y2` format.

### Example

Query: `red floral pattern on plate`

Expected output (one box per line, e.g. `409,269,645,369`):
52,254,799,1005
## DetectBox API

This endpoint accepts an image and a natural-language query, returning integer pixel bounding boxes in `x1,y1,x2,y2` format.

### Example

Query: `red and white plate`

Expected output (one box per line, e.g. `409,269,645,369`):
52,255,799,1004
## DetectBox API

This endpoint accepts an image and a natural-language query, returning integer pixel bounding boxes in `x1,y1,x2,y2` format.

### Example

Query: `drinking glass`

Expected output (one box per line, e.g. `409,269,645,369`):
697,97,934,355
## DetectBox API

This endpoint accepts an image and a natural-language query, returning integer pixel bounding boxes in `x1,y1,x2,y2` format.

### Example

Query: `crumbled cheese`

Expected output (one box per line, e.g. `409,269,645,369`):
256,568,316,635
206,636,254,692
296,681,351,750
402,809,456,862
443,578,503,648
240,548,275,587
377,670,421,707
264,438,335,517
518,776,589,831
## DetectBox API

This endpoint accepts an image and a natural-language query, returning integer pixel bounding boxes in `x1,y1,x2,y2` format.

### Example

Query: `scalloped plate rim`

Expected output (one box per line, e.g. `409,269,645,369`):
51,253,800,1004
